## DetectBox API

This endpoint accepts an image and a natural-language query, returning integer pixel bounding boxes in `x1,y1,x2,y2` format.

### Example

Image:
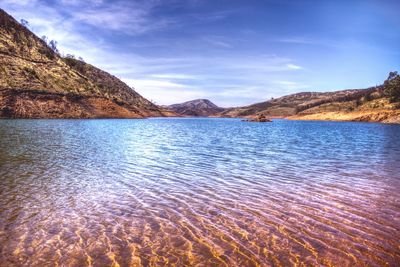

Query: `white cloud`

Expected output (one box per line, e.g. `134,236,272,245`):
0,0,36,6
274,80,309,90
277,37,316,45
202,37,232,48
286,63,303,70
276,36,345,49
122,78,206,105
71,4,173,34
58,0,103,6
150,74,198,80
123,79,186,89
1,1,310,107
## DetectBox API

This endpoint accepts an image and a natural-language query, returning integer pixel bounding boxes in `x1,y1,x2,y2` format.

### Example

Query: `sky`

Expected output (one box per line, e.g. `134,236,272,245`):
1,0,399,107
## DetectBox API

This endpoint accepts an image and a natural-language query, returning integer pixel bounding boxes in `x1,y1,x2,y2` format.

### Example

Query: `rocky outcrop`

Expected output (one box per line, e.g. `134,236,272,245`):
242,114,272,122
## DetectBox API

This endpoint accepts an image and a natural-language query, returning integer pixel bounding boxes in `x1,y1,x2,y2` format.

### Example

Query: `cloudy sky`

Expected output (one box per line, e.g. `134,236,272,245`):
1,0,399,107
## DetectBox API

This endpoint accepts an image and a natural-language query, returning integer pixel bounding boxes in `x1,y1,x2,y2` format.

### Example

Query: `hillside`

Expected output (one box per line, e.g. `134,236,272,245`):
289,97,400,123
167,99,225,116
0,9,174,118
217,85,400,123
219,89,374,117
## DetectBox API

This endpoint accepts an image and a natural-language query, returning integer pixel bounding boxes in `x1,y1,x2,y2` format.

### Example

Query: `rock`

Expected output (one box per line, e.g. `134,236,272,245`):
243,115,272,122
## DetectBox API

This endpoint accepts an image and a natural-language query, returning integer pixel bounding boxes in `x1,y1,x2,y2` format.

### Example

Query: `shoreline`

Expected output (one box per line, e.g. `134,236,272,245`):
287,110,400,124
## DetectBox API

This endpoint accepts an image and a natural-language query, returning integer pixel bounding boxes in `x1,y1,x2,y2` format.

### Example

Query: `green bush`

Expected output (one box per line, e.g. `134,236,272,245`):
63,56,86,74
23,67,39,80
38,46,55,60
383,71,400,102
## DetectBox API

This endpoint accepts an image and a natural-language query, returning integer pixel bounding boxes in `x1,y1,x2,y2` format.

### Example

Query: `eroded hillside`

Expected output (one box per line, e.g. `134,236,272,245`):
0,9,174,118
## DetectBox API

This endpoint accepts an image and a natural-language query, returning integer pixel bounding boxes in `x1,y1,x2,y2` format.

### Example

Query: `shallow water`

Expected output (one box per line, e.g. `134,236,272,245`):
0,118,399,266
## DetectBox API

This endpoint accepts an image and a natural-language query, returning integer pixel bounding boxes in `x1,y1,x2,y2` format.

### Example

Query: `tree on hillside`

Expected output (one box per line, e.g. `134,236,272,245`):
48,40,59,54
20,19,29,28
66,54,76,59
383,71,400,102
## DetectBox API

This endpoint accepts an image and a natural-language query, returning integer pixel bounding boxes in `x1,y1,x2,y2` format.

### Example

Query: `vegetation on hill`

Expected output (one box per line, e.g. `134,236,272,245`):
383,71,400,102
167,99,225,116
216,73,400,123
0,8,174,118
218,89,377,118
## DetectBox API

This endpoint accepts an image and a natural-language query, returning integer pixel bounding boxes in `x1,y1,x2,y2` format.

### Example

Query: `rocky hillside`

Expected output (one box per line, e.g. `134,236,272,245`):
0,9,174,118
217,85,400,123
168,99,225,116
289,94,400,123
219,89,375,118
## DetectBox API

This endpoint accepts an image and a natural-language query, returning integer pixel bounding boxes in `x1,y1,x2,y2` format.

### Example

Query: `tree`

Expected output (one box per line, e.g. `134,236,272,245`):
383,71,400,102
48,40,59,54
20,19,29,27
66,54,76,59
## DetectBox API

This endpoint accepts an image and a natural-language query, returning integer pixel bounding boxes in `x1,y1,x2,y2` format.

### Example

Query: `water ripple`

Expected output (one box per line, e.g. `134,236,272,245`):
0,118,400,266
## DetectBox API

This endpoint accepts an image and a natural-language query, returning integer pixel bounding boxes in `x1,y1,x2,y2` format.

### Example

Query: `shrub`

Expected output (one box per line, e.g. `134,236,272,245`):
38,46,55,60
63,56,86,74
363,93,372,102
48,40,59,54
383,71,400,102
20,19,29,28
23,67,39,80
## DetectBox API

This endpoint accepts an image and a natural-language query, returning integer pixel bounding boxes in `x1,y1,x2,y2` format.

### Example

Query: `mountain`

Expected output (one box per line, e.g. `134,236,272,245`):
0,9,175,118
167,99,225,116
217,86,400,123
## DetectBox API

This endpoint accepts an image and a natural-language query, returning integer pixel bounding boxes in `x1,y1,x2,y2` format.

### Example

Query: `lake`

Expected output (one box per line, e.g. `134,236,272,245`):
0,118,399,266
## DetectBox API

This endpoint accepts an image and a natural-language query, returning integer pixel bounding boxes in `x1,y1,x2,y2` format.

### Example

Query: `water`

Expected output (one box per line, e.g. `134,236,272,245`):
0,118,399,266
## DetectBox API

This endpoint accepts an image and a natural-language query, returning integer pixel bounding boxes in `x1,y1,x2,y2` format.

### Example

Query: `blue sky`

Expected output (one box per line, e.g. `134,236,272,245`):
1,0,399,107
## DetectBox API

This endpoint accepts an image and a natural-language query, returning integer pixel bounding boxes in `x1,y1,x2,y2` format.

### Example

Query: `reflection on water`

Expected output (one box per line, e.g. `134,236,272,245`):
0,118,399,266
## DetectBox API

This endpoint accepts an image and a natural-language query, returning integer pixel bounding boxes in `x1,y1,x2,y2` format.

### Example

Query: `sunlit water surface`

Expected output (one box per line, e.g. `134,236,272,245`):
0,118,399,266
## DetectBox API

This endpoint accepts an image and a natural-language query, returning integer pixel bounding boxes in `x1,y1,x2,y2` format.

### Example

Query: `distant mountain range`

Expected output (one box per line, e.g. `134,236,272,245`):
220,89,373,117
167,99,225,117
217,87,400,123
0,9,175,118
168,87,400,123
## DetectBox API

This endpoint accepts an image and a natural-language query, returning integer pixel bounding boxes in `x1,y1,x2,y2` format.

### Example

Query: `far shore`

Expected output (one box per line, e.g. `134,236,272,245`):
287,109,400,124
